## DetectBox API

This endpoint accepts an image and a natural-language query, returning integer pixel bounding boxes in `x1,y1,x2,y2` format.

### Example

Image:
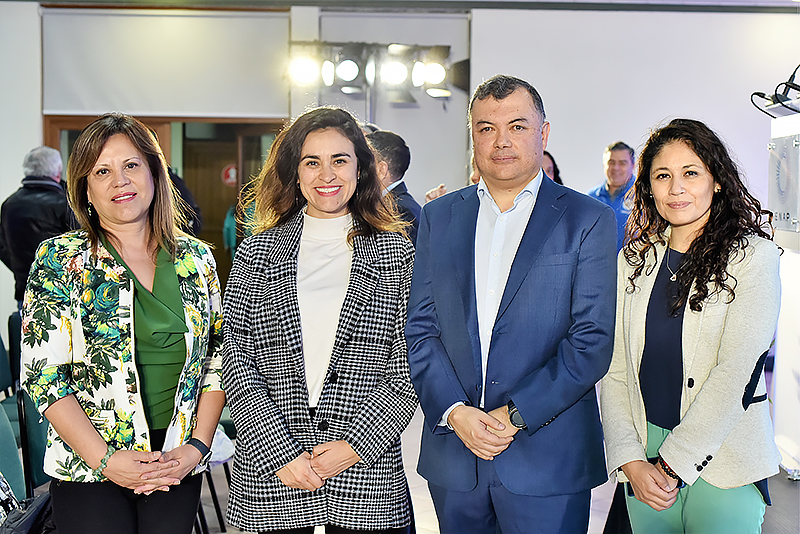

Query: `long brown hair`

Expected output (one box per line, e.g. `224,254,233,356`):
66,113,187,258
241,107,405,243
624,118,772,313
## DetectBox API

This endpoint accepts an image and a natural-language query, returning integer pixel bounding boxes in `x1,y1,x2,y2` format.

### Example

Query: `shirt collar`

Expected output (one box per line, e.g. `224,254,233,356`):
476,169,543,213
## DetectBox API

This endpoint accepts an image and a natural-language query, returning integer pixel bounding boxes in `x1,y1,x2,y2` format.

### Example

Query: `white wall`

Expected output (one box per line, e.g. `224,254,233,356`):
471,9,800,205
320,12,471,202
0,2,43,324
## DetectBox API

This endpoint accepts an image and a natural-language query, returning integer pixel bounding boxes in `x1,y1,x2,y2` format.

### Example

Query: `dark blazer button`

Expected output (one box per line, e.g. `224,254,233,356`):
706,455,712,461
696,465,703,472
702,460,708,466
329,371,338,384
687,378,695,388
318,420,329,432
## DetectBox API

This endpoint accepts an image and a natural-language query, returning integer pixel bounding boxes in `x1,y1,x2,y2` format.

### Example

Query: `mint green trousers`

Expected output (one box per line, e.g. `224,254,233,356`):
625,422,766,534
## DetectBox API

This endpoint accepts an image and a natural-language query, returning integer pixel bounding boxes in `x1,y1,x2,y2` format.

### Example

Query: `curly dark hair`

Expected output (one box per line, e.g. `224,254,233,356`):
623,118,773,313
242,107,405,242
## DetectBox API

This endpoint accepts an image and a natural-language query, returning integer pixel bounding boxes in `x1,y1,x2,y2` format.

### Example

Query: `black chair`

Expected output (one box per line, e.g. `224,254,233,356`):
17,390,49,498
8,312,21,387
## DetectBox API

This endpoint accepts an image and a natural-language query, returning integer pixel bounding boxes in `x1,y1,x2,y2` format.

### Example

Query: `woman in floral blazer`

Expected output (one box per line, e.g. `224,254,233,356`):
20,113,224,534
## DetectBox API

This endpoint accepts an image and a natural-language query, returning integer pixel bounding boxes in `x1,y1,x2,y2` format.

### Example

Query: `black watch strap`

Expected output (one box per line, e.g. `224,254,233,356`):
187,437,211,462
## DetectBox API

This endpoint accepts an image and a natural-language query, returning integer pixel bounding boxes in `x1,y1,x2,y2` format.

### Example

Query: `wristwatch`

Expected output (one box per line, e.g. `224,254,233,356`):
507,400,527,430
187,437,212,468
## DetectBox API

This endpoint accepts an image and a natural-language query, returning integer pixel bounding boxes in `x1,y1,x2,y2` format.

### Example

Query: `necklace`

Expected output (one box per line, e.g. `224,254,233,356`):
666,245,683,282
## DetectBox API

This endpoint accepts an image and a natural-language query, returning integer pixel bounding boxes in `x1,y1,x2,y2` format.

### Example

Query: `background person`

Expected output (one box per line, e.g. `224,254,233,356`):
601,118,781,533
588,141,636,251
0,146,75,307
222,107,417,534
542,150,563,185
366,129,422,245
20,113,225,534
406,74,617,534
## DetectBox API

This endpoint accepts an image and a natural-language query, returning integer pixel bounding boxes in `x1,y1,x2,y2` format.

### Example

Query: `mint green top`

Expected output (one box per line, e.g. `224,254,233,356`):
104,238,188,430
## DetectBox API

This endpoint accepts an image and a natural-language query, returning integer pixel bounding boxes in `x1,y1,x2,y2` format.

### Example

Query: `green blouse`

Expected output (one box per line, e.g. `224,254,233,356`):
104,238,188,430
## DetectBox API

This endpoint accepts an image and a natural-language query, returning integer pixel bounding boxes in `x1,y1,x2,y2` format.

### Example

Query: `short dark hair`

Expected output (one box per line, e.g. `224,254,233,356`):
366,130,411,181
543,150,562,185
605,141,635,163
469,75,546,125
243,107,404,241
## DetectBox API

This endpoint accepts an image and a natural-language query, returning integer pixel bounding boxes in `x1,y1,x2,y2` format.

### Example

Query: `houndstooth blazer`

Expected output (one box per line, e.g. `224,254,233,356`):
222,211,418,532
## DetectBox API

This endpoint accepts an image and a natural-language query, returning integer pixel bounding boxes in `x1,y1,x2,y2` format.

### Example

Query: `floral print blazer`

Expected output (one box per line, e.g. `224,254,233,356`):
20,231,223,482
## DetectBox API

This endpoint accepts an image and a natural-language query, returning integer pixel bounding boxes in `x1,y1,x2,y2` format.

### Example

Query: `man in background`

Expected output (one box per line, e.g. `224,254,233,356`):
0,146,75,307
367,130,422,245
587,141,636,251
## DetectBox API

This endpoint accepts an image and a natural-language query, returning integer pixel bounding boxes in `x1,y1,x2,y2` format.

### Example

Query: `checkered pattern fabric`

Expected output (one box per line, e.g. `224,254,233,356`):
222,211,418,531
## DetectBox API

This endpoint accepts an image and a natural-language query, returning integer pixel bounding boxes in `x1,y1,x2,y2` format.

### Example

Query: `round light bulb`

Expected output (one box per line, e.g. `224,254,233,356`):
321,60,335,86
289,57,319,86
336,59,359,82
381,61,408,85
425,63,447,85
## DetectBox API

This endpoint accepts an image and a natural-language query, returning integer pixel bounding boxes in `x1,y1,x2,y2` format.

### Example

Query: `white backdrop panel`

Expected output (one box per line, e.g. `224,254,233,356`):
43,9,290,118
471,9,800,204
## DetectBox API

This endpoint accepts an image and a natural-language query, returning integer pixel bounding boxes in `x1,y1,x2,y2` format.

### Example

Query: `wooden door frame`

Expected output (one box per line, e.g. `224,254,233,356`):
43,115,286,173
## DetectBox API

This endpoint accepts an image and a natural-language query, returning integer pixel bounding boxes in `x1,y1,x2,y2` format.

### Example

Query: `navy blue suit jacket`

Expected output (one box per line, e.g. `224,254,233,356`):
390,182,421,245
406,177,617,496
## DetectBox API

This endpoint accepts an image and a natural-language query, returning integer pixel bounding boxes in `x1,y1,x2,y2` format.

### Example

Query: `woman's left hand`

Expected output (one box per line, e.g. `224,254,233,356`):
135,445,203,494
310,440,360,480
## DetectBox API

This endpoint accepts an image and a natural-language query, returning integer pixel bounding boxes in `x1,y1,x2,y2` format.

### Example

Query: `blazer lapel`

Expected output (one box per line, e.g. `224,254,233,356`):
496,178,565,322
266,212,306,380
329,231,381,365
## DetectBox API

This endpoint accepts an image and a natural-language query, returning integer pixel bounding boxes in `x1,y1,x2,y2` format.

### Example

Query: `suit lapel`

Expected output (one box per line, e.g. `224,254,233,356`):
449,188,482,386
496,178,566,322
329,232,381,365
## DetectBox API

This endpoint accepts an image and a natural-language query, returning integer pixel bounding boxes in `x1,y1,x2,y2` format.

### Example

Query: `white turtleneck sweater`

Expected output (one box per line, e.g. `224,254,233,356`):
297,211,353,407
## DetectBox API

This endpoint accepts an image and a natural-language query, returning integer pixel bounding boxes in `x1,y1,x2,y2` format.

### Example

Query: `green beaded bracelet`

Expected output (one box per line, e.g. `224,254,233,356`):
92,444,115,479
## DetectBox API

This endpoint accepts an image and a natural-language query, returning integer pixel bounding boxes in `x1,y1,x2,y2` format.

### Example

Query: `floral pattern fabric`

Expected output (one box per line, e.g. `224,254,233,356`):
21,231,223,482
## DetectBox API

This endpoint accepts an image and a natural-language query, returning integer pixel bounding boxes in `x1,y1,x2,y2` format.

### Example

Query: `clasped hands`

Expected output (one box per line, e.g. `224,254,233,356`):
448,405,519,461
102,444,203,495
276,440,361,491
620,459,680,511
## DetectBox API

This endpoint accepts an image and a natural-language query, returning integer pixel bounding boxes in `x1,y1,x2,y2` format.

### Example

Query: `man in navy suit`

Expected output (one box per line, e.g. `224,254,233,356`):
406,75,617,533
367,130,422,244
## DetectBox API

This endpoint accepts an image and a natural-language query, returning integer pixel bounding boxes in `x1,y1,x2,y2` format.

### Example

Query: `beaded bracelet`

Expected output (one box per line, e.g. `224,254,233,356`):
658,456,680,481
92,444,115,479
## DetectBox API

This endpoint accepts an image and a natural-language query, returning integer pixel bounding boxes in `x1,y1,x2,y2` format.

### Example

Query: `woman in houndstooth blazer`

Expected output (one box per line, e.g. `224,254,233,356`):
222,107,418,533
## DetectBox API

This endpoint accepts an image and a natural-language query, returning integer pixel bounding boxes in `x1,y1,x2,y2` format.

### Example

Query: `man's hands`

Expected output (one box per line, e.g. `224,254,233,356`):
486,406,520,439
276,441,361,491
448,405,514,461
620,460,679,511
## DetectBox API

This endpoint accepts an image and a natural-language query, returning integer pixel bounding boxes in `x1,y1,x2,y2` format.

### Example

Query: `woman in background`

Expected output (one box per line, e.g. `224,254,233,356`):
601,118,780,533
542,150,563,185
223,106,417,533
21,113,224,533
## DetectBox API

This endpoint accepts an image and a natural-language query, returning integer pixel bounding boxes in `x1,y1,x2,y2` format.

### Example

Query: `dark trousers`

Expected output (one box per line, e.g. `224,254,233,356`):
428,458,591,534
50,474,202,534
260,526,409,534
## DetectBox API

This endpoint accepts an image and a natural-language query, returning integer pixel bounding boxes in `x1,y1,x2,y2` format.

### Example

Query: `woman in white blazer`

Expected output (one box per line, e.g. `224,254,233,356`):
601,119,781,533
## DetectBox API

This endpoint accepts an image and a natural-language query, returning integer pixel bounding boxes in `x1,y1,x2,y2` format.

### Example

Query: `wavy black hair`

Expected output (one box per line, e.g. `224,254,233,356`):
624,118,773,313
